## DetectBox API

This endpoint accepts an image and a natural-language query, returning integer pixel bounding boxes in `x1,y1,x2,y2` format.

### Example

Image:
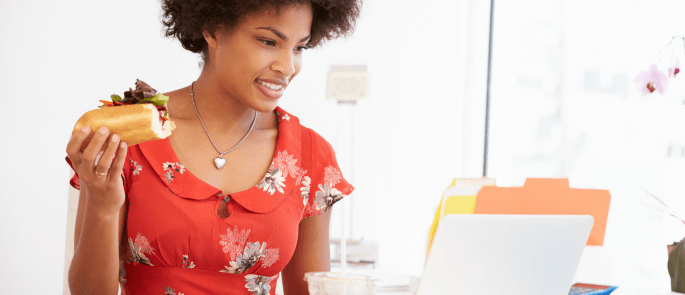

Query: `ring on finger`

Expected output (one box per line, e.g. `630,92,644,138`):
95,171,107,178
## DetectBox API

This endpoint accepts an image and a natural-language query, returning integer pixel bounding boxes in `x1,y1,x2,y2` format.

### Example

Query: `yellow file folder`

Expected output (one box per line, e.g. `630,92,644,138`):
427,178,496,257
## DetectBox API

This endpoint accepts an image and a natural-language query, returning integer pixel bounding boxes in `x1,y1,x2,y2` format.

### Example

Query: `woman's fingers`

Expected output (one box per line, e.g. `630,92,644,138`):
66,126,92,166
95,134,120,179
68,125,128,186
109,140,128,182
82,127,110,171
80,132,94,153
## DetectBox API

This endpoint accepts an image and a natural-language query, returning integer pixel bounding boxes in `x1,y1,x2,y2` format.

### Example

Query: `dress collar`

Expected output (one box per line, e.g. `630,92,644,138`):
138,107,303,213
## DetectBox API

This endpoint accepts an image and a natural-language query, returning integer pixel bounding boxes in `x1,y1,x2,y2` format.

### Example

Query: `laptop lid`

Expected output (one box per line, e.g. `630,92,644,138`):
417,214,594,295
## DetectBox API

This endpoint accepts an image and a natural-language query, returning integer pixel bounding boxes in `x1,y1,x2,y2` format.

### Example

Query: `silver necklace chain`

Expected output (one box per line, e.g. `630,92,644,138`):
190,81,257,169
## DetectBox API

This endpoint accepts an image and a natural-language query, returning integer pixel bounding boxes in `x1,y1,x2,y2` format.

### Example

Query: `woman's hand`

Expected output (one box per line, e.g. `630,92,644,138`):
66,126,128,215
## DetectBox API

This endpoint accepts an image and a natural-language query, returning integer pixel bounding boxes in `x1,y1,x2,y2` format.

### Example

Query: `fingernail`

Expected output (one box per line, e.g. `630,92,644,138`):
120,142,127,149
99,127,108,134
81,126,90,133
111,134,119,142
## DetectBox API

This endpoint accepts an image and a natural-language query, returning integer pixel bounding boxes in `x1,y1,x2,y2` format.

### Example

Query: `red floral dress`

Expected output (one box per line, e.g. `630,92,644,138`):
66,107,353,295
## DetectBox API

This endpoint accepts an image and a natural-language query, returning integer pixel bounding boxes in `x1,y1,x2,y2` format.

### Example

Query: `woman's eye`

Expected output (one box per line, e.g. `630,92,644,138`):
296,45,308,52
260,39,276,46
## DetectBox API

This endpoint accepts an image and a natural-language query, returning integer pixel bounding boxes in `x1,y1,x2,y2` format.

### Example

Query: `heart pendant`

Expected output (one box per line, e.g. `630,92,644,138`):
214,157,226,169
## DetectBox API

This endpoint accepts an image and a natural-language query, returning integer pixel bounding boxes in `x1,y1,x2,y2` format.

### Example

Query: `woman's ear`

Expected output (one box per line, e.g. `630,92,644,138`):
203,30,218,49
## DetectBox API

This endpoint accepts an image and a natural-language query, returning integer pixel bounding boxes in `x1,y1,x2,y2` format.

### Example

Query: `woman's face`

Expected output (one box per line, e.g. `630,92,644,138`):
205,4,313,113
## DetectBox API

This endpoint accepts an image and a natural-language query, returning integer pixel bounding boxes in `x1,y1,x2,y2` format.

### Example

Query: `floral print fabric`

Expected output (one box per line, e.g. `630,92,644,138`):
127,233,155,266
222,242,267,273
219,226,280,274
220,225,251,261
303,164,349,217
65,107,353,294
245,274,279,295
182,255,195,269
164,286,184,295
131,159,143,176
257,167,286,195
162,162,184,183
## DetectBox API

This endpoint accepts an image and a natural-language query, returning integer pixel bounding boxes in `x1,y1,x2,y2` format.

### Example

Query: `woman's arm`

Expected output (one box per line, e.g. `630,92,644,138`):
69,186,128,294
66,127,128,294
281,209,333,295
72,182,128,255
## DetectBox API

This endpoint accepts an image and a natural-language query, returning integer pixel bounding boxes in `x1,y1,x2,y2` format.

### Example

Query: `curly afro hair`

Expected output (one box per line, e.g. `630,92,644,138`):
161,0,362,61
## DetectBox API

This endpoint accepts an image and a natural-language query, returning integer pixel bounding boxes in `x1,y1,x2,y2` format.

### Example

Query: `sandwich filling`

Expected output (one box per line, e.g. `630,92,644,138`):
99,79,172,132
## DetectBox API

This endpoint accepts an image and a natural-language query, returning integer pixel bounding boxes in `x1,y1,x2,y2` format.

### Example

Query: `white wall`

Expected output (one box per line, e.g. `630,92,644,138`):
0,0,488,293
0,1,202,293
288,0,491,277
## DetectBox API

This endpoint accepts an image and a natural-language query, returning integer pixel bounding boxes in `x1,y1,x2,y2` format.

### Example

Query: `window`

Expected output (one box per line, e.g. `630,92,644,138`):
487,0,685,292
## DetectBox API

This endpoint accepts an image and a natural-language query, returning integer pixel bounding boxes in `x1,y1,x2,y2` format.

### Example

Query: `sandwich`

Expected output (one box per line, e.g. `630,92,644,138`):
72,79,175,147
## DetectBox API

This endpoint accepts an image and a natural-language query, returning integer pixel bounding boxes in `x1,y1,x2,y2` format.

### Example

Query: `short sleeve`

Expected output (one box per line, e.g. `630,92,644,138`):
302,129,354,219
65,149,132,193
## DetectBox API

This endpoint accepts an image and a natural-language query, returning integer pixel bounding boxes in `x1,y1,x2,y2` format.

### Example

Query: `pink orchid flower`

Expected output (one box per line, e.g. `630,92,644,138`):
669,58,680,78
634,64,668,94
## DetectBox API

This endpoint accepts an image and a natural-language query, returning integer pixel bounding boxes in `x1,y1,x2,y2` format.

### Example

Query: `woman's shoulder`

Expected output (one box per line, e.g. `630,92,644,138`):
163,86,194,121
274,106,311,132
274,107,336,155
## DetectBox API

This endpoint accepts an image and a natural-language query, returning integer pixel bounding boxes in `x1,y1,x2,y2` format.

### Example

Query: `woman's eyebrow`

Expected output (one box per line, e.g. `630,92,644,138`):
256,26,311,43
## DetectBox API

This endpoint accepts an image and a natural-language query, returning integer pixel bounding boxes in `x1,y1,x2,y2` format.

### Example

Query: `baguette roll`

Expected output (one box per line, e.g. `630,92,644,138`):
72,103,175,147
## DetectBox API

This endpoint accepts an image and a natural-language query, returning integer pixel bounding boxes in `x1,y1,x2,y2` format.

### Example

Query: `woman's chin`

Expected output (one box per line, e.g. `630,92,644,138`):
250,101,280,114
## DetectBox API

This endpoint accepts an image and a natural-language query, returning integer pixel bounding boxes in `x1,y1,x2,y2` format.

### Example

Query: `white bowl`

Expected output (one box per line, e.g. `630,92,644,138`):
304,272,376,295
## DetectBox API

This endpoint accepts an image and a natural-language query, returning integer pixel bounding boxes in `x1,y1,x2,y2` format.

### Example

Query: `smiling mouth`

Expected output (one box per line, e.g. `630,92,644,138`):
255,79,287,99
258,80,283,91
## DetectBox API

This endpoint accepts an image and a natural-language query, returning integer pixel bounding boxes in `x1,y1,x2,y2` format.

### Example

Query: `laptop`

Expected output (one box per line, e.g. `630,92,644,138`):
417,214,594,295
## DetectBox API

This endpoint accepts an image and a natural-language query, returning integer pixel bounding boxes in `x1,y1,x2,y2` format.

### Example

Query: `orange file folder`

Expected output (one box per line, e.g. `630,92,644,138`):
473,178,611,246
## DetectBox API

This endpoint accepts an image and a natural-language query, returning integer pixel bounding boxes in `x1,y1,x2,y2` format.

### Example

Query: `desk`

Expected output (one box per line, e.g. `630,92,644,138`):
376,290,681,294
329,267,681,295
376,291,682,295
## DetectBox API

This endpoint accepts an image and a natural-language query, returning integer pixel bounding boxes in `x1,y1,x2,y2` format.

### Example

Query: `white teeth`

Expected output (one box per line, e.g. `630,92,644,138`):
259,81,282,91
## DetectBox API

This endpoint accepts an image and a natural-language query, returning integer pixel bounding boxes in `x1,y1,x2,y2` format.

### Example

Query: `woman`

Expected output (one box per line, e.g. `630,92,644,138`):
65,1,361,294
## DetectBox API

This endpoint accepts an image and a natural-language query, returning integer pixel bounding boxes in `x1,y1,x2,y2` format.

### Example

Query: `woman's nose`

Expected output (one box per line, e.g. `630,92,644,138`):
271,50,297,77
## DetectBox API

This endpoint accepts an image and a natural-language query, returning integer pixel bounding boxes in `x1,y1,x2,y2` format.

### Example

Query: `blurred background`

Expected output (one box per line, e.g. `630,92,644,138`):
1,0,685,294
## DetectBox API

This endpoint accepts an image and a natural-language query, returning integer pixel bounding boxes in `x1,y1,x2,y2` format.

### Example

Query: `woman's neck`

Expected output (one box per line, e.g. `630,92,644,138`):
190,70,258,132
